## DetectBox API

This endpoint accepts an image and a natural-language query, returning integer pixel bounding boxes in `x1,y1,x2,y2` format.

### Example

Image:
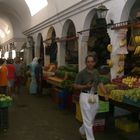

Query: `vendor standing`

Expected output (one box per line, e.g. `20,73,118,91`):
74,54,107,140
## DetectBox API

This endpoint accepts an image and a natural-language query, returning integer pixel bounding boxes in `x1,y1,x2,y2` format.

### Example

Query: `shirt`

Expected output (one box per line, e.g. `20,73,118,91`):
75,68,101,91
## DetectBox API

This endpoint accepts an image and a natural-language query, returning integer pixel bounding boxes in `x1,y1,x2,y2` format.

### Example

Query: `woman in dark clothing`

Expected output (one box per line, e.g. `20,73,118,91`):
35,58,43,96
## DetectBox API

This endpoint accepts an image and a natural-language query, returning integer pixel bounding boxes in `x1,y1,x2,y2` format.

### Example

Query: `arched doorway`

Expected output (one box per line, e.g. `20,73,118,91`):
83,9,110,70
124,0,140,76
61,19,78,64
88,13,110,68
46,27,57,63
36,33,44,65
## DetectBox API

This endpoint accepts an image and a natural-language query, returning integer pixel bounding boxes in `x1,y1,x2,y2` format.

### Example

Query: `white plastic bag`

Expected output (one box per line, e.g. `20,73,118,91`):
88,87,97,104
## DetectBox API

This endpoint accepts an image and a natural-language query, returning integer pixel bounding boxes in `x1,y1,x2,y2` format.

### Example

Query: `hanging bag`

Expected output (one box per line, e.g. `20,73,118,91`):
88,87,97,104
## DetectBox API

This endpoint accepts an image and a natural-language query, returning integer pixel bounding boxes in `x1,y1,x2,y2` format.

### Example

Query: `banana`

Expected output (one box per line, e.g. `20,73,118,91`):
120,39,127,47
117,66,124,73
134,46,140,55
107,59,113,68
107,44,112,53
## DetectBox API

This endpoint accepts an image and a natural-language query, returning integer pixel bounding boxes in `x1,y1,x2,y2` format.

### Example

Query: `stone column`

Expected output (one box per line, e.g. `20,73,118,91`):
57,41,65,67
78,34,88,71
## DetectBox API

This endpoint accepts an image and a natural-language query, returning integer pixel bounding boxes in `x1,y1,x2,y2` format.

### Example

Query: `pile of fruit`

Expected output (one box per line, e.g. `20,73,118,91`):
122,76,139,88
0,94,12,108
99,76,140,105
109,89,126,102
124,88,140,102
112,76,140,89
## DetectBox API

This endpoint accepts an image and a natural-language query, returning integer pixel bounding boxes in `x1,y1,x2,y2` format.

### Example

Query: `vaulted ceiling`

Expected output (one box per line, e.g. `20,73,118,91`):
0,0,31,42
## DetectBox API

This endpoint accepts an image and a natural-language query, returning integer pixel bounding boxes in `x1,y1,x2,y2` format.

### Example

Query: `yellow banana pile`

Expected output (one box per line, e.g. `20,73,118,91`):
106,59,113,68
107,44,112,53
117,66,124,73
134,46,140,55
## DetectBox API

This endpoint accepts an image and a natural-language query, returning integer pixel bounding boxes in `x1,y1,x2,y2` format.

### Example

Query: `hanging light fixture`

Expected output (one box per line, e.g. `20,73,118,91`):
96,5,108,19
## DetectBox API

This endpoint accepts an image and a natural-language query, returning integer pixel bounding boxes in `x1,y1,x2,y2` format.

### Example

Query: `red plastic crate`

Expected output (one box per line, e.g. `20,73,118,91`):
93,119,105,132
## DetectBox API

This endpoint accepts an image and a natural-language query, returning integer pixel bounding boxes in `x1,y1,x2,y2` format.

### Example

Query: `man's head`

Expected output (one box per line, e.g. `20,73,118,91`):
85,54,97,70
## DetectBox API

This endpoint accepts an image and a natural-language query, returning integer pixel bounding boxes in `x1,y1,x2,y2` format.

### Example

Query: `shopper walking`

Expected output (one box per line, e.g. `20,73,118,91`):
6,59,16,96
14,58,22,94
35,58,43,96
28,57,38,95
74,54,107,140
0,58,8,95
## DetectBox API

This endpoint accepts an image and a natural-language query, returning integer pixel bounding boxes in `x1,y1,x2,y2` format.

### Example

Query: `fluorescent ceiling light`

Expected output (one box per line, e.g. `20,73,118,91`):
25,0,48,16
4,51,9,59
12,50,16,59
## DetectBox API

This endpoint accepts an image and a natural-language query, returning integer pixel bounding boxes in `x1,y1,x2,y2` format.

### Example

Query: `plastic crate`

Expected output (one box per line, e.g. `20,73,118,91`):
98,100,109,113
75,103,83,122
115,117,139,133
123,97,140,107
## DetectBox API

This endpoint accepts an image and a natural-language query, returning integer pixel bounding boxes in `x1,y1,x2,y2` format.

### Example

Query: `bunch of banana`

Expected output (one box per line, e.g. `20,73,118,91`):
118,54,125,61
134,46,140,55
117,66,124,73
106,59,113,68
119,39,127,47
135,36,140,44
107,44,112,53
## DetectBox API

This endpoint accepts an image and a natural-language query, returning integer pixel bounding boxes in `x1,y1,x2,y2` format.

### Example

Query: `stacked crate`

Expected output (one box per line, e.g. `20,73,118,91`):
0,108,8,130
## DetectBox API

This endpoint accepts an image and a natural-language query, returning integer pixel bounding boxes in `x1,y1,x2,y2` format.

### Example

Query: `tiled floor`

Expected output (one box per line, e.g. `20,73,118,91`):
0,87,140,140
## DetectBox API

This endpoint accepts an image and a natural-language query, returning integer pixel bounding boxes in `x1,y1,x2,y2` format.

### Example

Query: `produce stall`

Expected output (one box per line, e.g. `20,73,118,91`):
98,76,140,113
45,64,78,109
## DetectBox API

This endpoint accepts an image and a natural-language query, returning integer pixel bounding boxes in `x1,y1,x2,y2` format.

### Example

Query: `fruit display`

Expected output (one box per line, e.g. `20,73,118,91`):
0,94,12,108
98,83,117,97
124,88,140,102
112,76,140,89
101,76,140,105
107,44,112,53
122,76,138,88
109,89,126,102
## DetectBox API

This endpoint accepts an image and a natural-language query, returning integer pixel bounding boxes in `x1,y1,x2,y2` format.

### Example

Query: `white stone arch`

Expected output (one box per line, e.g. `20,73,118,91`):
120,0,136,21
45,26,57,64
59,19,78,66
78,8,97,70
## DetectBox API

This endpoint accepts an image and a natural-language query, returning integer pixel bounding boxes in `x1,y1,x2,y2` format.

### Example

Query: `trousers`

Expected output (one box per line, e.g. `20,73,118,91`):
79,92,99,140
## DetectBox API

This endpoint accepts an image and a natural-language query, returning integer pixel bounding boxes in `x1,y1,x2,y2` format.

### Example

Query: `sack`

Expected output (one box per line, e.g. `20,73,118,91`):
88,94,97,104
